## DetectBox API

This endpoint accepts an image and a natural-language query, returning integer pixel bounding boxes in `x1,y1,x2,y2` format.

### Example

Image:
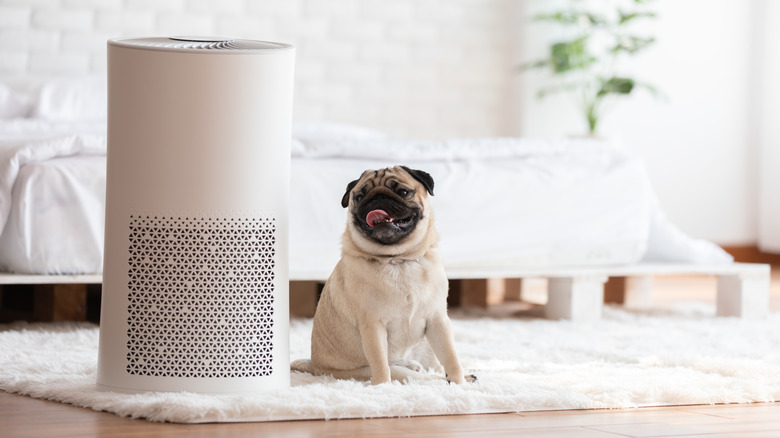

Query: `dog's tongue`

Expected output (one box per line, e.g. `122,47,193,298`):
366,209,392,227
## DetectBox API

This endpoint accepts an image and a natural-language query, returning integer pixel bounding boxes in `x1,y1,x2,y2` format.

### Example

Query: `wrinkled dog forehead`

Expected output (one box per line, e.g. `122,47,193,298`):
359,166,434,195
358,168,415,192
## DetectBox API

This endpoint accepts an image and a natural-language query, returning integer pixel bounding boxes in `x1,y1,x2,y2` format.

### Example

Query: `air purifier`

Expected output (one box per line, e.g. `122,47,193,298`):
97,37,295,393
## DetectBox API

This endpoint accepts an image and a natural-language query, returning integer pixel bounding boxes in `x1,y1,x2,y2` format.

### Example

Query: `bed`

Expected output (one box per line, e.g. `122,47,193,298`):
1,77,766,321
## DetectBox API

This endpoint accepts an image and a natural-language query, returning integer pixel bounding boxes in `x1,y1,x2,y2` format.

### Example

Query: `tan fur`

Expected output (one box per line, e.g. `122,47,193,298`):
292,166,471,385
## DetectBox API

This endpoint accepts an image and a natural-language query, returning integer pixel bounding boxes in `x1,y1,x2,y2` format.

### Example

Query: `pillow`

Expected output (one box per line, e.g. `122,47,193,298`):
32,76,107,121
0,83,32,119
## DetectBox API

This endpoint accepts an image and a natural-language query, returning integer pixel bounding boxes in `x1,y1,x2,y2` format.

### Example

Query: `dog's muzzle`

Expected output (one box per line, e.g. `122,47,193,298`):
355,195,421,244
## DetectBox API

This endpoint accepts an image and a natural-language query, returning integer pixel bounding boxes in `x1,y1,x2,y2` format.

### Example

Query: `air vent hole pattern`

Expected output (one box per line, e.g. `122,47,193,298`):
126,215,276,378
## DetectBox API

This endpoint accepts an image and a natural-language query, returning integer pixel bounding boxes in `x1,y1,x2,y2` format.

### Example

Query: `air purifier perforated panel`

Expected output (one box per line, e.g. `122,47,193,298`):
125,215,276,379
97,36,294,394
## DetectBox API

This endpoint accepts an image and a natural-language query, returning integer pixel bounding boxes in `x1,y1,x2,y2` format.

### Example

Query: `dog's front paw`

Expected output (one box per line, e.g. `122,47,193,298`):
465,374,477,383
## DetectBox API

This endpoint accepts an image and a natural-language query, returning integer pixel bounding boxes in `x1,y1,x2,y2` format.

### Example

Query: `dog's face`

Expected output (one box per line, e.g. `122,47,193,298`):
341,166,434,247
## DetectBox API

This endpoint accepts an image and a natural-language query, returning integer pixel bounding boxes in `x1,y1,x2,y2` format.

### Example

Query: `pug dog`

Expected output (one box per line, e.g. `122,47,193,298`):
291,166,474,385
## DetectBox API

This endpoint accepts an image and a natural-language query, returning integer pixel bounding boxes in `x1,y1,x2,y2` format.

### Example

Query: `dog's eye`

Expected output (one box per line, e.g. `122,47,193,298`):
397,189,409,196
355,194,364,202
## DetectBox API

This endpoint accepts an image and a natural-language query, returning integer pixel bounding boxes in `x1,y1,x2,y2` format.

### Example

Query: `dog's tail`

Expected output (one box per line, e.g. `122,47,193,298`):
290,358,314,374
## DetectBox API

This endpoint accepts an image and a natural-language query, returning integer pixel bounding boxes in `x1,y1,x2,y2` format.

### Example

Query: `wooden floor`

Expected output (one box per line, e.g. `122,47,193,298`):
2,270,778,438
2,393,779,438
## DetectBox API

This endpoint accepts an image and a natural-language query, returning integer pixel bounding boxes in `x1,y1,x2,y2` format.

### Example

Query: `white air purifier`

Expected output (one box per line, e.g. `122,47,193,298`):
97,37,295,394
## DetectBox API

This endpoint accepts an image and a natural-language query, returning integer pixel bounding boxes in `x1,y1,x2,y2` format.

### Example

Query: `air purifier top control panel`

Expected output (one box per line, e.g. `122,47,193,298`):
109,36,294,53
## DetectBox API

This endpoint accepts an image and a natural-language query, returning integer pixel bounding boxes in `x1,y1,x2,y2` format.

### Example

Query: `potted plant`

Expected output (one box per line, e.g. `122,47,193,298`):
522,0,659,135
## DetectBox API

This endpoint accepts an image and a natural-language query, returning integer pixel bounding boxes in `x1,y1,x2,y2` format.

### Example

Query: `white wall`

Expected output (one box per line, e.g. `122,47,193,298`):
516,0,763,246
757,0,780,253
0,0,514,139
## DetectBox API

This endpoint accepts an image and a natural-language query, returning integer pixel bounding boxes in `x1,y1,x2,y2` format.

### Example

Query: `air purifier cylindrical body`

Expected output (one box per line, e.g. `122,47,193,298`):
97,37,294,393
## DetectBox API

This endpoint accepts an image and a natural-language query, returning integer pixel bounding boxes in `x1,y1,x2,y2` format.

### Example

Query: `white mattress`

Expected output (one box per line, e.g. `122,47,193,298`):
0,122,733,278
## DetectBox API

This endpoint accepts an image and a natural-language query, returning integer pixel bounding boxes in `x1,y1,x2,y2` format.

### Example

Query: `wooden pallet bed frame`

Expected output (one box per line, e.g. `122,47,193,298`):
0,262,771,322
446,262,771,320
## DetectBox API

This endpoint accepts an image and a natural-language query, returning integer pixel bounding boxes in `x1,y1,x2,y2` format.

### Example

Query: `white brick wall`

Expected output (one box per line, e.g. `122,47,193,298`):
0,0,514,138
0,5,31,28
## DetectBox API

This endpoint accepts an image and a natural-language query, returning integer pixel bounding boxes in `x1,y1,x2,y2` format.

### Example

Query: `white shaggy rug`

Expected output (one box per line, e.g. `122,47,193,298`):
1,305,778,423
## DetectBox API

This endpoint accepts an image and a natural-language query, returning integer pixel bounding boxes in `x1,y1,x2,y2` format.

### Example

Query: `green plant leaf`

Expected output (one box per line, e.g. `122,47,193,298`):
597,77,635,97
618,10,657,24
611,36,655,54
550,37,598,73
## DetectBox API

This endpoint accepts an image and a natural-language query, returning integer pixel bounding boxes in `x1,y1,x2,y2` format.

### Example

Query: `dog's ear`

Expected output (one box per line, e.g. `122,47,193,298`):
341,179,359,208
401,166,434,196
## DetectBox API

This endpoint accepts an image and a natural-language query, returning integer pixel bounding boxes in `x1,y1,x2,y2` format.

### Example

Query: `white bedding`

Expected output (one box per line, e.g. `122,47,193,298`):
0,128,733,278
0,154,106,274
0,78,732,277
0,126,106,274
